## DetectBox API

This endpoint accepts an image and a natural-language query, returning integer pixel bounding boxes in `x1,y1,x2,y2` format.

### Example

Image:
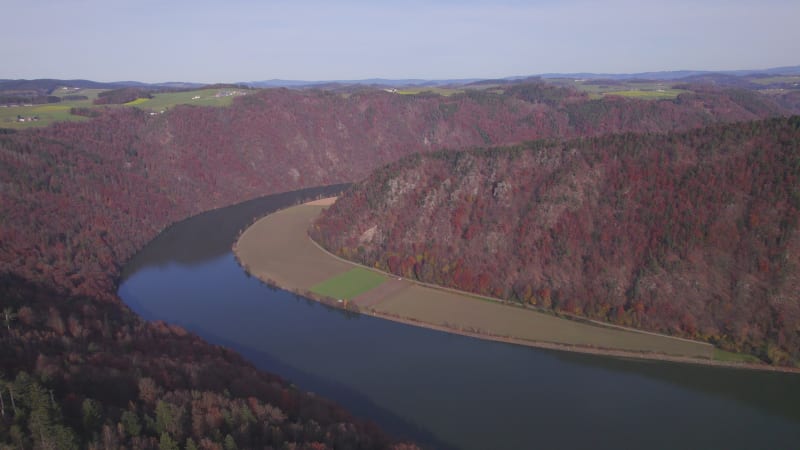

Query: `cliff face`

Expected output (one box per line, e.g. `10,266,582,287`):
312,117,800,365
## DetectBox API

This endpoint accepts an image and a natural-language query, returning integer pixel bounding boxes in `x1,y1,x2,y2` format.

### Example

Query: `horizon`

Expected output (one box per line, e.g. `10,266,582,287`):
3,63,799,87
3,0,800,84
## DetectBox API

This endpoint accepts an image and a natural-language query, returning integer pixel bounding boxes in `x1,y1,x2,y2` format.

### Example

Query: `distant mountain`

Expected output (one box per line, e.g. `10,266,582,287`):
110,80,206,90
537,65,800,80
4,64,798,93
244,66,800,88
0,78,205,94
0,78,129,93
244,78,484,88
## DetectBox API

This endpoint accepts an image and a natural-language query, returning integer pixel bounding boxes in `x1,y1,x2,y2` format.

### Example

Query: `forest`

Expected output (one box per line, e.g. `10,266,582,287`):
311,116,800,366
1,81,799,447
1,274,407,449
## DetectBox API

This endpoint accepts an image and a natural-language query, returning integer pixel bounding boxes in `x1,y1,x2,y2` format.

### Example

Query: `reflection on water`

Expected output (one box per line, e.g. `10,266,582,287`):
120,188,800,450
121,184,349,279
549,348,800,423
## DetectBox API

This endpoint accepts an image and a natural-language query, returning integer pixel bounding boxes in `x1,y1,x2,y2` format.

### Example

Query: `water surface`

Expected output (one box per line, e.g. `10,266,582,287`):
120,187,800,450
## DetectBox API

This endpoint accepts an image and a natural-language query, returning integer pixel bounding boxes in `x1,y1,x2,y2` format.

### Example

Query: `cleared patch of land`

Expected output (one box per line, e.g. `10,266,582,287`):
351,278,411,309
396,87,463,96
0,87,246,129
128,88,247,110
1,87,108,128
235,202,715,361
749,75,800,85
305,197,337,206
235,204,351,289
373,284,710,357
542,78,689,100
601,89,688,99
0,100,90,129
311,268,387,300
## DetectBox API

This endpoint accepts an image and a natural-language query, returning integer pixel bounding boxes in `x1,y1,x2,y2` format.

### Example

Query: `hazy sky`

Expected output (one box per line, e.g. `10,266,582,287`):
3,0,799,83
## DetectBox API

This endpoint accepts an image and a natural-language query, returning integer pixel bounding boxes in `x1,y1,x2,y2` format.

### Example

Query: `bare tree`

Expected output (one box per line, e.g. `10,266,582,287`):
8,384,17,415
2,307,16,333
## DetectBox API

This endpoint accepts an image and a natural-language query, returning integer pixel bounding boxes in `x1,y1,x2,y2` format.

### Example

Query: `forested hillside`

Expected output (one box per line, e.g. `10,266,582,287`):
0,83,798,447
312,117,800,366
2,84,793,299
1,274,405,449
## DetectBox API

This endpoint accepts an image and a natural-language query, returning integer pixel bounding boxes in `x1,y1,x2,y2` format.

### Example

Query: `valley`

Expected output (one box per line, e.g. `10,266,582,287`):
121,189,800,450
1,74,799,448
235,201,718,362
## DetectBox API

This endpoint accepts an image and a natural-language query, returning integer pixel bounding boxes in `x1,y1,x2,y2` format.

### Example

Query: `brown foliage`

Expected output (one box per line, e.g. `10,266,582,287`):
0,83,795,445
313,117,800,365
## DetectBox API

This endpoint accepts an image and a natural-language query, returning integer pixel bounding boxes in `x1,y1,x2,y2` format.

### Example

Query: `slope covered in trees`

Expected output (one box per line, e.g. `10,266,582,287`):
1,83,794,299
311,117,800,366
0,274,407,450
0,83,798,446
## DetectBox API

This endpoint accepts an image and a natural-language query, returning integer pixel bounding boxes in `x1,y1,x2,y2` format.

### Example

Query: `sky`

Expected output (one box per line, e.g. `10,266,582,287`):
2,0,799,83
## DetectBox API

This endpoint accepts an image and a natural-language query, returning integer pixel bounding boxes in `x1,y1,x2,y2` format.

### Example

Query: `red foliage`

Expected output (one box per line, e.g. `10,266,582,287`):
0,83,796,444
312,117,800,365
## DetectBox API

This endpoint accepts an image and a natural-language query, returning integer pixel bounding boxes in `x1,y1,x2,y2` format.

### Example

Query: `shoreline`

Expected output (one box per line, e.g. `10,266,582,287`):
233,199,800,374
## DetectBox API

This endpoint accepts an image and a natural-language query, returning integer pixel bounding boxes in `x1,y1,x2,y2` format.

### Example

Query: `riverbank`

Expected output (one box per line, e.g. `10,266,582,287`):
234,199,799,373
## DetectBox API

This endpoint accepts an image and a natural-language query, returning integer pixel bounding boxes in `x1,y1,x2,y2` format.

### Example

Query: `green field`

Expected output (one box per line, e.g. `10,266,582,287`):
543,78,689,100
127,88,246,110
601,89,688,99
749,75,800,86
0,103,90,129
0,87,247,129
0,86,97,128
311,268,387,300
50,87,106,101
396,87,464,96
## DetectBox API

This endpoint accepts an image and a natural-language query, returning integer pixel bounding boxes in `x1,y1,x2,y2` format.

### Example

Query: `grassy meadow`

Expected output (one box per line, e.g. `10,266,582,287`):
0,87,247,129
543,78,689,99
126,88,246,110
0,103,91,129
749,75,800,86
396,87,464,96
0,86,101,129
311,268,388,300
600,88,688,99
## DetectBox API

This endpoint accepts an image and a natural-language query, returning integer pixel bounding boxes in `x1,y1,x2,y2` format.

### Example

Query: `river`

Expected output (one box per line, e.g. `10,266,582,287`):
119,186,800,450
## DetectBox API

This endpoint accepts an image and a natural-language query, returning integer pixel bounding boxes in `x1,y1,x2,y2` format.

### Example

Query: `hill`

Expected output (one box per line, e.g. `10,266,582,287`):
311,117,800,366
2,83,795,298
1,83,798,446
1,273,404,449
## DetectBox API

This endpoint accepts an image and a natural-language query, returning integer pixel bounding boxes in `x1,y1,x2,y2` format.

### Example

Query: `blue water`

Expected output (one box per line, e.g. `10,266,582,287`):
119,189,800,450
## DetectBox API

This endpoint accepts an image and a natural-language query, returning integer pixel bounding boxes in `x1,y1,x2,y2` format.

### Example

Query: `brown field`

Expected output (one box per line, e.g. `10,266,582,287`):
351,278,412,309
236,201,714,360
370,285,711,357
304,196,338,206
236,204,351,289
